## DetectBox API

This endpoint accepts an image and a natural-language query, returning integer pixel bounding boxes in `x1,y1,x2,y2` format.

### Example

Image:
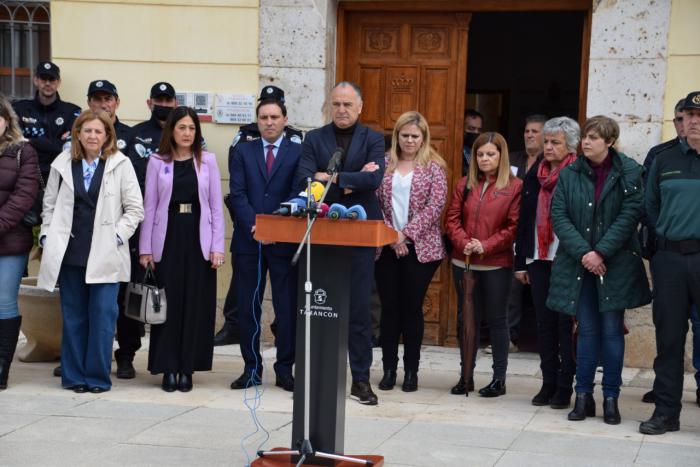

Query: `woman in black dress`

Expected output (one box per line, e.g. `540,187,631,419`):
139,106,226,392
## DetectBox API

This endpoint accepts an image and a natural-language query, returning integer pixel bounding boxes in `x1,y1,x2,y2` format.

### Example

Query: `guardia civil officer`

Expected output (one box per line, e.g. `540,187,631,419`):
125,82,178,190
640,91,700,435
214,85,303,347
12,61,81,180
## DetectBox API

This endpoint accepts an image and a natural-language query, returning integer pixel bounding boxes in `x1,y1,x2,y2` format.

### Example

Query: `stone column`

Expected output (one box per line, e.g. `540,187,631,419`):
259,0,337,132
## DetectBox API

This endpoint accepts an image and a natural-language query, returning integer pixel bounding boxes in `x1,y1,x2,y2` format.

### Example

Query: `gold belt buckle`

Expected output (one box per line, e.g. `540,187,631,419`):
179,203,192,214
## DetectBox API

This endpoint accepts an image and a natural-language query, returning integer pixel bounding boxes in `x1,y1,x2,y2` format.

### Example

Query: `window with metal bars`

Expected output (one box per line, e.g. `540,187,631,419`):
0,1,50,100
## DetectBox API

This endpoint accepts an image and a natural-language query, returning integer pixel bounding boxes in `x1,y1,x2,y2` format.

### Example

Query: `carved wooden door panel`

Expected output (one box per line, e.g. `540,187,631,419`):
339,11,471,345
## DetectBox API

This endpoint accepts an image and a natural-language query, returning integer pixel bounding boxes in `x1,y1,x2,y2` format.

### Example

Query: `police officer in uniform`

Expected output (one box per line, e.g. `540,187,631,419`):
86,80,132,153
12,61,81,180
214,85,303,346
125,82,178,189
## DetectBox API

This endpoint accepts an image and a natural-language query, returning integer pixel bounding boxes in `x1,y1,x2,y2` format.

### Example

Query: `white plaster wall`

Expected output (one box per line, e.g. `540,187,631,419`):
587,0,672,163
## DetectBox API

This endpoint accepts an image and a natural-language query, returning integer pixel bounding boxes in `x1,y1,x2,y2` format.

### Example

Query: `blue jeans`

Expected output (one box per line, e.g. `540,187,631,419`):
692,306,700,387
575,273,625,398
58,265,119,390
0,254,28,320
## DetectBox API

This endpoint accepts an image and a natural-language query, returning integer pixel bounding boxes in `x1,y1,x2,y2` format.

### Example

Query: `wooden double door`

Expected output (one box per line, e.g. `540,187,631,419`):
337,10,472,346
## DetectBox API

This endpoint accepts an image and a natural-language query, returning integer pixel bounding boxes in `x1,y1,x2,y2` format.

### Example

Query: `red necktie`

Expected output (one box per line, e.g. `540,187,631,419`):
266,145,274,174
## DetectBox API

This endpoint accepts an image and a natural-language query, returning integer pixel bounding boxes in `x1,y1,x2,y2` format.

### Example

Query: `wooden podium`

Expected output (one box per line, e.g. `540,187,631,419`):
252,214,395,467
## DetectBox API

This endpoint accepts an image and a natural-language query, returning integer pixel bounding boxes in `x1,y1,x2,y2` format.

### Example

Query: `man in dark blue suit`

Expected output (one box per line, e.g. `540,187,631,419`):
229,98,301,392
294,81,385,405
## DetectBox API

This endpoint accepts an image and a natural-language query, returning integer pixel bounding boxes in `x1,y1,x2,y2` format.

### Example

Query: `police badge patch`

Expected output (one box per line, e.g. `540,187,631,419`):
96,81,103,88
117,139,126,149
55,117,64,126
43,63,51,70
135,143,148,159
159,84,167,91
290,135,302,144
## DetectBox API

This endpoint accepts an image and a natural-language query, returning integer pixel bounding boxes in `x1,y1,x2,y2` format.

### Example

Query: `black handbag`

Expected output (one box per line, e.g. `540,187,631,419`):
16,145,45,228
123,266,167,324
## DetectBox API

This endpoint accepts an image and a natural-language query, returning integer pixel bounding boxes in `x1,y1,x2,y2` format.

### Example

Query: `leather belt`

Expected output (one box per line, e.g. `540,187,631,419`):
656,237,700,255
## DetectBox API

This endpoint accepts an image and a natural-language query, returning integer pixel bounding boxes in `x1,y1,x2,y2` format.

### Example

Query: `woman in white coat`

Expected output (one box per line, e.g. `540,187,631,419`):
39,109,143,393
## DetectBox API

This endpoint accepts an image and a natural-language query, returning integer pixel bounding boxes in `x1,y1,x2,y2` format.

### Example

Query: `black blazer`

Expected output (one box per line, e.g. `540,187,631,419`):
513,156,543,271
294,123,385,220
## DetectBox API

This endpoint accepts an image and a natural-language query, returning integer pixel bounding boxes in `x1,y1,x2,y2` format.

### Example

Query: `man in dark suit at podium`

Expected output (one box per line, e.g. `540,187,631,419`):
228,98,302,392
294,81,385,405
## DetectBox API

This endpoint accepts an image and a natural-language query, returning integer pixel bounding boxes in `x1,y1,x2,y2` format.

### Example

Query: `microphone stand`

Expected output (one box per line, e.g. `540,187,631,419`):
257,176,372,466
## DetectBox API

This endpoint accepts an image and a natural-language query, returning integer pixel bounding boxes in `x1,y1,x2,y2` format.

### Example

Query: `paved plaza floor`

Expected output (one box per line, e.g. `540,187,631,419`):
1,339,699,466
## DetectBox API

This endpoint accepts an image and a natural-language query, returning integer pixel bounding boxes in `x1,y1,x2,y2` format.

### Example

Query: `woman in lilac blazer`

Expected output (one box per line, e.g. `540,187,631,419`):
374,111,447,393
139,106,225,392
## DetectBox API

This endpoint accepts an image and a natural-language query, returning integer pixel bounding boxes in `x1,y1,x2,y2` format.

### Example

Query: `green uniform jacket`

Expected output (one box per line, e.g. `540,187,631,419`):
546,149,651,315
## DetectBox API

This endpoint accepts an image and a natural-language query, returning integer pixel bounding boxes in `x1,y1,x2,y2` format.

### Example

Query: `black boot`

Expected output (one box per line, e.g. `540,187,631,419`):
531,383,556,406
568,393,595,421
603,397,621,425
402,370,418,392
478,379,506,397
378,370,397,390
550,387,573,409
0,316,22,390
451,376,475,395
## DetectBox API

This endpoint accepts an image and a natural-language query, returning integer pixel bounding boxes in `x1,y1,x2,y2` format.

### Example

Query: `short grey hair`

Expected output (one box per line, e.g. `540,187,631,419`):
333,81,363,102
543,116,580,152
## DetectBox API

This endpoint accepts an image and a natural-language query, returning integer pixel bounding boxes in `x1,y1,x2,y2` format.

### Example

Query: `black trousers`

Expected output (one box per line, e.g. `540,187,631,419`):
222,269,240,331
348,247,376,382
651,249,700,418
528,260,575,389
375,246,440,372
114,264,144,362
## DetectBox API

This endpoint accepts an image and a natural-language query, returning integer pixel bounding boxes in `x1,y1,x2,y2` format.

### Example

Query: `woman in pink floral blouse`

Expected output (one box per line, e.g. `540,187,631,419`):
374,111,447,392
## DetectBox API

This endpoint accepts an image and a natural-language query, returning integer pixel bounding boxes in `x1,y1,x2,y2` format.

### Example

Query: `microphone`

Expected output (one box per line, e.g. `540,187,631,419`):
317,203,330,218
272,198,306,216
326,147,345,175
297,181,325,202
346,205,367,220
327,203,347,220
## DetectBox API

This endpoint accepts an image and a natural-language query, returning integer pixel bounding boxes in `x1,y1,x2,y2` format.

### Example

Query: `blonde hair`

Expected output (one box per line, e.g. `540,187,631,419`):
388,111,446,172
0,93,25,152
467,131,512,190
70,109,118,161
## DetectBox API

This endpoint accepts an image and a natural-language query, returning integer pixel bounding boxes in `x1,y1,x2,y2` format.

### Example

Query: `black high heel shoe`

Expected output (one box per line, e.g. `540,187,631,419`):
178,373,193,392
568,393,595,421
162,373,177,392
378,369,397,390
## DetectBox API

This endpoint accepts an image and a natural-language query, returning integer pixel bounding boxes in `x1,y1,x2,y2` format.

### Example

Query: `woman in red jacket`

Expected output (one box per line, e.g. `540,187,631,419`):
445,132,522,397
375,111,447,392
0,94,39,390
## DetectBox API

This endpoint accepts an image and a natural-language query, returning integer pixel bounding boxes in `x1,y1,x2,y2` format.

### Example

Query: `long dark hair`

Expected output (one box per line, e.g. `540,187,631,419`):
158,106,203,167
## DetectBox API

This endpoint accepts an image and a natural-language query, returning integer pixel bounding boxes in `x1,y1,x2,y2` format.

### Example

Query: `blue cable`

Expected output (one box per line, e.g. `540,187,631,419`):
240,241,269,466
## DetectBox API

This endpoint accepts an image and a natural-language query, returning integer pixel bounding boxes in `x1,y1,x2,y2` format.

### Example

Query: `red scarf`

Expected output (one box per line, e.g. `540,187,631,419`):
536,153,577,258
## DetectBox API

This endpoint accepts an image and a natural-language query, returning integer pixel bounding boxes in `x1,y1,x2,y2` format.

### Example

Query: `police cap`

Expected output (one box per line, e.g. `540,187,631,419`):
681,91,700,111
150,82,176,99
87,80,118,97
259,85,285,104
35,61,60,80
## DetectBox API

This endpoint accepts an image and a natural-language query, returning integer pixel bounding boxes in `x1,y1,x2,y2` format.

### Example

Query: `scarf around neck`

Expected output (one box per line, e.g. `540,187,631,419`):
536,152,577,258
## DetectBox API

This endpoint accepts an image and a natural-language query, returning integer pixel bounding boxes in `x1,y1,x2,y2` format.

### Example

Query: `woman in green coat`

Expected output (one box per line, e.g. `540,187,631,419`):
547,116,651,425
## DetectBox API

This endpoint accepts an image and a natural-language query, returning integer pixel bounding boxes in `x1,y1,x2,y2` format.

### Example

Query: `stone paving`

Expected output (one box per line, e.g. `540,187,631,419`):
1,338,699,467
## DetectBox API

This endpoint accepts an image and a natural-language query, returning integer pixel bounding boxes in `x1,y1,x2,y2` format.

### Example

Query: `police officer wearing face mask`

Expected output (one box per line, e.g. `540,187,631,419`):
214,85,303,347
12,61,81,180
125,82,177,190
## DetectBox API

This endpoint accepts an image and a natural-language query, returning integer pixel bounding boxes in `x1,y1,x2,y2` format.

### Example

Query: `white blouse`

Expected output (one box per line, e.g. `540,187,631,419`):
391,170,413,231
